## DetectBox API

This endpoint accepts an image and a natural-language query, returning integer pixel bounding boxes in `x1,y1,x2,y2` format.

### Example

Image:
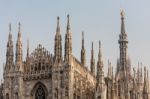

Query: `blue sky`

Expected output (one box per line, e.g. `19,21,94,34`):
0,0,150,79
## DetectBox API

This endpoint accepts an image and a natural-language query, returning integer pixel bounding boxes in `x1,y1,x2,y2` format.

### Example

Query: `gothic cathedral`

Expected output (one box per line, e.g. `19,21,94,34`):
0,11,149,99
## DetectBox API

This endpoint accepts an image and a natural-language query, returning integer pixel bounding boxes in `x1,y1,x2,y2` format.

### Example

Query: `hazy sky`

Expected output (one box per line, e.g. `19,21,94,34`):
0,0,150,79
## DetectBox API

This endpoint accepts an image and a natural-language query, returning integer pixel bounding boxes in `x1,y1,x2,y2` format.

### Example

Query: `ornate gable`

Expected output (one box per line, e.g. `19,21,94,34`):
24,44,53,80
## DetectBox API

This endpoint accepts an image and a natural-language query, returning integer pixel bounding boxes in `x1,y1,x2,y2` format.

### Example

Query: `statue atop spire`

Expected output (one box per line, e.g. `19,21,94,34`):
117,10,130,99
120,10,125,18
118,10,128,71
120,10,126,35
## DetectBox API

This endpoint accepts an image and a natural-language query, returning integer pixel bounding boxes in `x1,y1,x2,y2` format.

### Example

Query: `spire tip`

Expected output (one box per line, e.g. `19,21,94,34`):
57,16,60,20
120,10,125,18
18,22,21,32
9,23,11,33
82,31,84,39
66,14,71,32
67,14,70,19
56,16,60,33
99,40,101,48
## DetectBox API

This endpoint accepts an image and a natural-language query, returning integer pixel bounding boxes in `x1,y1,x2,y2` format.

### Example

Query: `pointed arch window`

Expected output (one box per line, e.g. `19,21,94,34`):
35,85,45,99
74,93,76,99
55,88,58,99
118,80,121,96
38,62,41,71
31,82,48,99
65,87,68,96
86,93,89,99
6,93,9,99
98,96,101,99
35,67,37,72
15,92,18,99
77,96,80,99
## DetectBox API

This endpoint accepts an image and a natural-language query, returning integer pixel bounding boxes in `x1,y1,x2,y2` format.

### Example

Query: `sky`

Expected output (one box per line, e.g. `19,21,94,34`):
0,0,150,80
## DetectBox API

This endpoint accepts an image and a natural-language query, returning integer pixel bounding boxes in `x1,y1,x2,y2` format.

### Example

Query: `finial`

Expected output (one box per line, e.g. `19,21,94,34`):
99,40,101,49
82,31,84,40
9,23,11,33
67,14,70,31
18,22,21,32
27,39,29,57
8,23,12,40
120,10,125,18
98,40,102,60
27,39,29,49
57,16,60,20
57,16,60,25
92,41,94,50
82,31,85,49
56,16,60,33
91,41,94,59
67,14,70,19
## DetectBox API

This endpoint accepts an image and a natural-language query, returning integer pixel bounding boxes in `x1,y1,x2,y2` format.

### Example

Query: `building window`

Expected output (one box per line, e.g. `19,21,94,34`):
74,93,76,99
15,93,18,99
86,93,88,99
6,93,9,99
35,86,45,99
42,66,45,70
55,88,58,99
118,85,120,96
65,87,68,96
38,62,41,71
35,67,37,72
98,96,101,99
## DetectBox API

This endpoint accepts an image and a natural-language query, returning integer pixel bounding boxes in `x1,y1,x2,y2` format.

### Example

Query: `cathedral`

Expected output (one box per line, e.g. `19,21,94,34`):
0,11,149,99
